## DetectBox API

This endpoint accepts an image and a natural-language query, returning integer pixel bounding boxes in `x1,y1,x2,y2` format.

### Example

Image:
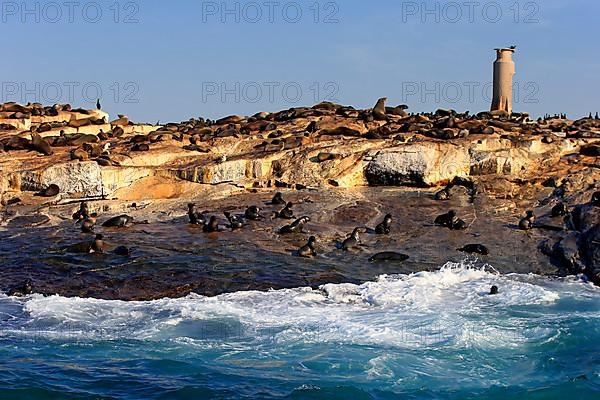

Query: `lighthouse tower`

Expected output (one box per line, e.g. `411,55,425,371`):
491,48,516,114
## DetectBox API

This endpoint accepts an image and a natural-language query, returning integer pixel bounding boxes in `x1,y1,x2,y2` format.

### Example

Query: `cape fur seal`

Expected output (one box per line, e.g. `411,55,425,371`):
224,211,244,230
368,252,409,263
372,97,387,120
187,203,206,225
73,202,90,221
81,213,98,233
203,216,220,232
519,211,535,231
297,236,317,258
342,227,363,250
31,132,53,156
434,210,467,230
7,279,34,297
458,244,489,255
375,214,392,234
35,184,60,197
102,215,134,228
274,202,294,219
270,192,286,205
280,216,310,234
244,206,263,220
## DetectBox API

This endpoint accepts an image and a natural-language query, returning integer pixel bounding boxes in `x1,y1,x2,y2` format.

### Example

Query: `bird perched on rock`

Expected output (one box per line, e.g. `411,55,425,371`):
519,211,535,231
96,98,102,110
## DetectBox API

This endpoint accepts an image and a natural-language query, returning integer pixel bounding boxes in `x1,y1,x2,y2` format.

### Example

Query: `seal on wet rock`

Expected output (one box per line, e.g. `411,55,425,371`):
297,236,317,258
375,214,392,235
458,244,489,255
434,210,467,230
7,279,34,297
551,203,568,218
244,206,263,221
187,203,206,225
280,216,310,234
368,252,409,263
102,215,134,228
274,202,294,219
81,213,98,233
342,227,363,250
270,192,286,205
203,216,220,233
224,211,244,230
519,211,535,231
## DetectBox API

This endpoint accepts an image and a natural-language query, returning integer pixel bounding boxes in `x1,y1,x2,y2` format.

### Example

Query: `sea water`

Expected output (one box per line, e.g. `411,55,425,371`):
0,262,599,399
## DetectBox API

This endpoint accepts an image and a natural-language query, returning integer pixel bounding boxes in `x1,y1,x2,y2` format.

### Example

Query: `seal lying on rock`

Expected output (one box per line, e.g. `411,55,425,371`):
102,215,134,228
375,214,392,234
368,252,409,263
280,216,310,234
35,184,60,197
435,210,467,230
458,244,489,255
297,236,317,258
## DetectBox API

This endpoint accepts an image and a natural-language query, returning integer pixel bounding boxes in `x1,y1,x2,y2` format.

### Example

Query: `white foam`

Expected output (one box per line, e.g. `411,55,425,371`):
2,262,598,349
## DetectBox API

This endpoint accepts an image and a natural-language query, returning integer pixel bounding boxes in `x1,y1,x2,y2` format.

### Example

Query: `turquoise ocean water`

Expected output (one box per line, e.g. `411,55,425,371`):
1,263,599,399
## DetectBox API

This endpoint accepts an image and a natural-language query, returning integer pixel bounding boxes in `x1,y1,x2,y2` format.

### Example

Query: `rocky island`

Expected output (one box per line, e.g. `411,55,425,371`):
1,100,599,300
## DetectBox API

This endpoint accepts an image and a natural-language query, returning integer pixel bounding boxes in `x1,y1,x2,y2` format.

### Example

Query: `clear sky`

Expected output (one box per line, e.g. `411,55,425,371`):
1,0,597,122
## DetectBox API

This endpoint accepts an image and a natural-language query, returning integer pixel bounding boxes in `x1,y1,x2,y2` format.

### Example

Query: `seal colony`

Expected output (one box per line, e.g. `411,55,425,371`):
1,99,600,299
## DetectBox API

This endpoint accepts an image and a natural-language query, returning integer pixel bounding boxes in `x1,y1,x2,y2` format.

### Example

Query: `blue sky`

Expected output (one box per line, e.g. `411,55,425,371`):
1,0,597,122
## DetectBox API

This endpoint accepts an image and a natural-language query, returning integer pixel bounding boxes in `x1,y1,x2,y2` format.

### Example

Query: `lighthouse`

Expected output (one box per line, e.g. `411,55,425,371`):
491,48,516,114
